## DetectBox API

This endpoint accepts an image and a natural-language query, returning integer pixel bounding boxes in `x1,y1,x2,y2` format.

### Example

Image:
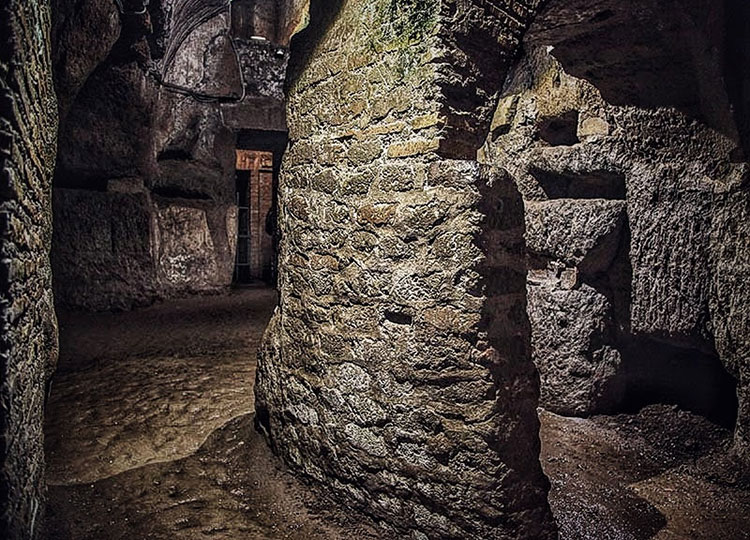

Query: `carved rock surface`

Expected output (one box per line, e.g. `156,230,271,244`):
482,0,749,461
528,282,624,415
0,1,59,538
50,3,271,310
525,199,626,273
53,189,236,311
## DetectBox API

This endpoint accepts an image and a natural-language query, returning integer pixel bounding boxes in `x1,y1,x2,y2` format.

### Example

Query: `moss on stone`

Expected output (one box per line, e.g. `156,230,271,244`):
371,0,440,53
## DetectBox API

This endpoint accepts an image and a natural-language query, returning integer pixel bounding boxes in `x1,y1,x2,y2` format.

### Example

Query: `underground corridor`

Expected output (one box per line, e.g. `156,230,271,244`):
1,0,750,539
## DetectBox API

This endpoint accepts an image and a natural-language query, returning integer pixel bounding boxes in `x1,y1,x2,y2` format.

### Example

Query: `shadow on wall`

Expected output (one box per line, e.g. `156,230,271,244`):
476,164,554,526
529,0,741,150
284,0,344,91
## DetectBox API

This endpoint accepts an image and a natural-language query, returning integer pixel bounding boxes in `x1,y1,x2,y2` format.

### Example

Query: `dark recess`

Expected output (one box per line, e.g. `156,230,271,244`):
284,0,345,92
538,110,580,146
157,148,193,161
385,311,413,325
620,338,739,429
53,173,109,191
530,167,626,200
151,185,211,200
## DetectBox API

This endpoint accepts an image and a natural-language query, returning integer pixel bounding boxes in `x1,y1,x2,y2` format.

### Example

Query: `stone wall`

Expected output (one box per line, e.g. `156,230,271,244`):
52,189,158,311
52,188,236,311
711,163,750,463
0,0,746,537
0,0,58,537
50,4,263,311
278,0,310,46
256,0,556,537
50,0,121,122
235,40,289,101
482,0,750,460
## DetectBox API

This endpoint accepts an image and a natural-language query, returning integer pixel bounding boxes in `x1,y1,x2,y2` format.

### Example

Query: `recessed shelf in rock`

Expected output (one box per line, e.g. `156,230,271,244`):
538,110,580,146
530,166,626,200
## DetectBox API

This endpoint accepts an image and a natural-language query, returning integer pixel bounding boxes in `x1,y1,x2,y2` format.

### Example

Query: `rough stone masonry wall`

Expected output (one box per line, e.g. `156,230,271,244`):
482,0,750,462
0,0,58,537
256,0,556,538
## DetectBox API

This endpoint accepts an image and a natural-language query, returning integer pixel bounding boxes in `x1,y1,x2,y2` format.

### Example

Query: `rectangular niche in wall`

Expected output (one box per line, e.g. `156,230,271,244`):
235,149,274,283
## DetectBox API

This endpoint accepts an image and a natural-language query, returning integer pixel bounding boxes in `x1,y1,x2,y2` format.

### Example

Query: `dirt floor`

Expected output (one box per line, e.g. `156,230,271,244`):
45,288,381,539
44,288,750,539
542,408,750,539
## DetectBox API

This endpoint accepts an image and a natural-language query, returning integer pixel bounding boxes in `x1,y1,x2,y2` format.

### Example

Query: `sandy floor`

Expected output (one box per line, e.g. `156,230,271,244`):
46,287,277,485
44,288,750,539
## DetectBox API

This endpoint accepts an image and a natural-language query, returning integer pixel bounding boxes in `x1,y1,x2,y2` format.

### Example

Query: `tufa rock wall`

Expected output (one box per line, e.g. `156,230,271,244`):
711,164,750,463
482,0,750,461
0,0,58,537
49,0,300,311
256,0,556,538
51,5,247,311
52,187,237,312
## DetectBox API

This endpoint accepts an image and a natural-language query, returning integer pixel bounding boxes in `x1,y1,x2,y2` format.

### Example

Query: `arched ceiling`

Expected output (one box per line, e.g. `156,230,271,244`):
157,0,309,77
159,0,232,77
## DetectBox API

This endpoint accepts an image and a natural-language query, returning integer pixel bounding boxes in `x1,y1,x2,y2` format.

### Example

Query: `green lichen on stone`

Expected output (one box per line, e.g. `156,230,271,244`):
371,0,440,52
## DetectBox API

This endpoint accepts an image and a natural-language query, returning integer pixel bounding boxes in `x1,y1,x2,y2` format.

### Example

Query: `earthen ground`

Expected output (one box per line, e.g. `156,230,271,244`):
44,289,750,539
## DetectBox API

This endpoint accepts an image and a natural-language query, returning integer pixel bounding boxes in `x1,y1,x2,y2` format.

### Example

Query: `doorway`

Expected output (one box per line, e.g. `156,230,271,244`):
234,149,274,284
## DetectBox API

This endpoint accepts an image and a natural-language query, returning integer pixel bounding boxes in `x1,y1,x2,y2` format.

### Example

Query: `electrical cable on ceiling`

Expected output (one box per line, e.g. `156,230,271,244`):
160,0,230,77
156,0,246,103
146,30,247,104
113,0,246,103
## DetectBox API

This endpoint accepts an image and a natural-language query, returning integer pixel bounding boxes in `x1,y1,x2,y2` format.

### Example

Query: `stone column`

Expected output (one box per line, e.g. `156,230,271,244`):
256,0,555,537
